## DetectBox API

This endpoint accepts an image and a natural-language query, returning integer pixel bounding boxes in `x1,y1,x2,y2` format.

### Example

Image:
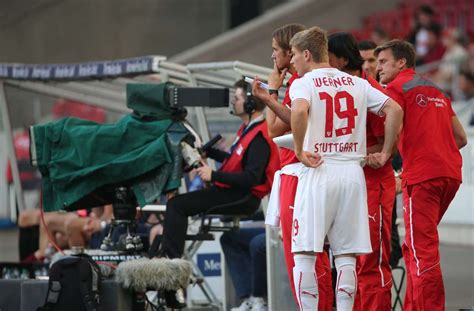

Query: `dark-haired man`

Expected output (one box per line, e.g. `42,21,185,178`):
328,32,396,311
359,40,405,273
375,39,467,311
358,40,378,80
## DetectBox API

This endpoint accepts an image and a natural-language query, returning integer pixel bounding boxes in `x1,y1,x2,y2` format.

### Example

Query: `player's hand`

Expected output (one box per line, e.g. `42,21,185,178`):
268,61,288,90
196,160,213,182
365,152,390,169
296,151,323,168
251,76,271,102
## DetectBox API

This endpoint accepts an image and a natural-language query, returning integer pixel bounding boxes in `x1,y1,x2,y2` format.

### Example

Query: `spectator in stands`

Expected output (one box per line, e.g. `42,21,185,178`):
371,27,390,47
418,23,446,66
432,28,469,99
154,79,279,309
466,41,474,71
457,41,474,102
358,40,378,80
406,5,438,61
459,68,474,101
458,68,474,125
220,212,267,311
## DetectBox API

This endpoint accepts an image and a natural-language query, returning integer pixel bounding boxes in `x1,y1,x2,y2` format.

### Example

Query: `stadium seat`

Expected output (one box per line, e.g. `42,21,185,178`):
183,195,257,309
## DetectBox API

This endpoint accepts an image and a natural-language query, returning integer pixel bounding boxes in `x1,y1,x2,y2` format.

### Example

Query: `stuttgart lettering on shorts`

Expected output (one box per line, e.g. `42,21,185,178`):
314,142,359,153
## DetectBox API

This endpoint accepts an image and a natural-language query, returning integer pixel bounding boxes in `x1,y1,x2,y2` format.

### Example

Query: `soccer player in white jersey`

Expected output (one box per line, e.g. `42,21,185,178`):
288,26,403,310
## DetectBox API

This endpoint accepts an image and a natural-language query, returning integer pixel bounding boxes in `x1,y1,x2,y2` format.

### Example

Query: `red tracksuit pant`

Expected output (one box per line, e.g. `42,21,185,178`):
354,171,396,311
279,174,333,310
402,177,460,311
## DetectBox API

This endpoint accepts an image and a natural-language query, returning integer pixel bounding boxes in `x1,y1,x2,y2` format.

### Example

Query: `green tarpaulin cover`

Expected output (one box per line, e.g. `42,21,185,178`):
31,83,189,212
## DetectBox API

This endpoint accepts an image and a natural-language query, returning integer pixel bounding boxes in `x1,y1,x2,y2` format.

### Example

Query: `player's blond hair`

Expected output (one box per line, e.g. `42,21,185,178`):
290,26,328,63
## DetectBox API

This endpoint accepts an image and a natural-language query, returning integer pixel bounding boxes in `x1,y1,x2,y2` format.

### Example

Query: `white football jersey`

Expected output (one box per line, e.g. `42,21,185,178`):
290,68,389,163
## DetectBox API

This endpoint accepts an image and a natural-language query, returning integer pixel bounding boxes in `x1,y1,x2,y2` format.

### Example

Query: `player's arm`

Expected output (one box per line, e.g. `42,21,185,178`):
291,98,309,155
252,80,291,137
383,87,404,155
374,99,403,166
367,113,398,156
291,99,322,168
380,99,403,155
368,136,398,156
365,81,403,168
265,95,292,128
265,61,292,128
451,116,467,149
367,137,383,154
266,94,291,137
367,112,384,154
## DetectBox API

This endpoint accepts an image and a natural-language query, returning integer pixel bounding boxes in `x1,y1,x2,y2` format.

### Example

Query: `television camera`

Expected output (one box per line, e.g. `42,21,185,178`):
30,83,229,254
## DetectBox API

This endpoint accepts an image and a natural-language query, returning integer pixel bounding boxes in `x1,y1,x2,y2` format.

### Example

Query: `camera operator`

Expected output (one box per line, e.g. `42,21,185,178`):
154,79,280,308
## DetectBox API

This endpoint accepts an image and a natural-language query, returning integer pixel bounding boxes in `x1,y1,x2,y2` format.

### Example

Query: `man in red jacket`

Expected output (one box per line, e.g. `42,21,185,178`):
375,39,467,310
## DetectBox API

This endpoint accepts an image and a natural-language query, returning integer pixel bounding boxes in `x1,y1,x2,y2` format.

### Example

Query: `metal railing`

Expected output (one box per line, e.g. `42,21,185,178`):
0,58,274,218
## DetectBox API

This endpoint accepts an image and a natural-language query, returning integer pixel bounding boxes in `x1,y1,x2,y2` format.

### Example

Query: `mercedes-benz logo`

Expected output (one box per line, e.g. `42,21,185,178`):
416,94,427,107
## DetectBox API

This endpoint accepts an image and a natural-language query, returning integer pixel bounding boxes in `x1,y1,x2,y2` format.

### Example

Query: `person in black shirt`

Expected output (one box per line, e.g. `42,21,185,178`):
155,79,279,308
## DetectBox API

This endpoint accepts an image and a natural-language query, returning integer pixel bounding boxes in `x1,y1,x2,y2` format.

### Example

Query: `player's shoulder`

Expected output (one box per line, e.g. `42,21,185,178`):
330,69,368,85
290,73,314,91
386,70,415,92
387,76,404,88
352,74,372,86
290,76,307,89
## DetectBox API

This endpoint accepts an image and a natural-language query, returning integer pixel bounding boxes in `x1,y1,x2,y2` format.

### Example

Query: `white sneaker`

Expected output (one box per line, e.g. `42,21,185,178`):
251,297,268,311
231,298,253,311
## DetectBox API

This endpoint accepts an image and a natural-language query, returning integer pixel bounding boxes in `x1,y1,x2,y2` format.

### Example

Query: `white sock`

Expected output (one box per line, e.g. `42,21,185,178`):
335,256,357,311
293,254,318,311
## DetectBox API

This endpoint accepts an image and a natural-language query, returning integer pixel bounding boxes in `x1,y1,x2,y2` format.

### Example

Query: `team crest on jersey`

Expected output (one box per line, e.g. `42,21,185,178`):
416,94,428,107
236,144,244,155
416,94,447,108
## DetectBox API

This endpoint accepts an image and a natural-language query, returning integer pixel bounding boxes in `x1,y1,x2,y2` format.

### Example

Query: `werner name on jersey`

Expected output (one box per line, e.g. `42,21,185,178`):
290,68,390,163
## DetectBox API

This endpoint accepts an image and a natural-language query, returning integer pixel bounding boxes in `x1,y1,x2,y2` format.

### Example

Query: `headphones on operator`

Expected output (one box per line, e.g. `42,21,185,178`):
244,84,257,114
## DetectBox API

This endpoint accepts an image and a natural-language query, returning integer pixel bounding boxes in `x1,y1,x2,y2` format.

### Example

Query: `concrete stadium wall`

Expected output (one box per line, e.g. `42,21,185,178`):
171,0,400,67
0,0,229,63
0,0,283,64
0,0,397,65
